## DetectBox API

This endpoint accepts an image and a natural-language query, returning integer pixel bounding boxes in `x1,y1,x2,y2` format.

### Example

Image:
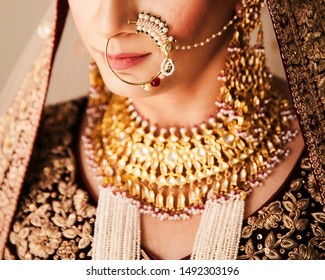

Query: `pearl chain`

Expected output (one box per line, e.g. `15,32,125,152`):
133,11,238,51
174,14,238,51
174,0,266,51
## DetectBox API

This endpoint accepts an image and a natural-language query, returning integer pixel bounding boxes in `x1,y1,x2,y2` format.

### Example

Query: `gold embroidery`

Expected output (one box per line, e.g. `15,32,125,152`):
0,28,56,259
4,99,96,260
267,0,325,200
238,156,325,260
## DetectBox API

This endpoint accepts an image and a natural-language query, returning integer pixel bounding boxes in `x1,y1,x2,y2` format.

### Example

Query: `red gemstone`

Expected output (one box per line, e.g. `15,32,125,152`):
151,77,161,87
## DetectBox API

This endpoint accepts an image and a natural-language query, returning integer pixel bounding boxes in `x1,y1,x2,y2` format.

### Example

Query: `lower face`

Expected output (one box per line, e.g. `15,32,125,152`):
68,0,238,97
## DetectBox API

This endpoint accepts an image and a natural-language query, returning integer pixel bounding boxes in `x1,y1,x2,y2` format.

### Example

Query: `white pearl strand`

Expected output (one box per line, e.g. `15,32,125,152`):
191,193,245,260
92,187,141,260
175,14,238,51
175,0,266,51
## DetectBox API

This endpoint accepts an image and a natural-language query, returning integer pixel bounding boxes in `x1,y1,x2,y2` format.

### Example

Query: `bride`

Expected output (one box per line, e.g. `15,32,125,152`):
0,0,324,260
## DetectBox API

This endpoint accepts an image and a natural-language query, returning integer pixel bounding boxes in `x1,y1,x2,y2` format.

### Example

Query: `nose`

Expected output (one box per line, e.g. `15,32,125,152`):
93,0,137,39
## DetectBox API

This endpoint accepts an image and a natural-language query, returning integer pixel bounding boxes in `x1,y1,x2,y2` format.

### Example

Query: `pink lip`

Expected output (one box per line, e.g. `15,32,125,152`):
104,53,150,70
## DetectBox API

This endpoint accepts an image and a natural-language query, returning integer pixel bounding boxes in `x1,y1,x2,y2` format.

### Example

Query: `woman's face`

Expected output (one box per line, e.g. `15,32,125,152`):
68,0,238,96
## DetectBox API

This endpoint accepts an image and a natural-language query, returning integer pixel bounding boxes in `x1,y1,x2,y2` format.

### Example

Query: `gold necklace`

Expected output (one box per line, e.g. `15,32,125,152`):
84,64,297,220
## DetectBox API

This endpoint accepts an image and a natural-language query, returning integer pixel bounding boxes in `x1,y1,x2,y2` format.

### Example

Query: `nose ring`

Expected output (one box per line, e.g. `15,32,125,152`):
105,12,176,91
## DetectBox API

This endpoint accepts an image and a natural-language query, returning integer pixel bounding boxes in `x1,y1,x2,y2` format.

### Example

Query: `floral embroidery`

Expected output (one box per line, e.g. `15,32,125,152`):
288,244,322,260
4,99,96,260
238,157,325,260
295,4,314,27
28,225,62,258
57,240,79,260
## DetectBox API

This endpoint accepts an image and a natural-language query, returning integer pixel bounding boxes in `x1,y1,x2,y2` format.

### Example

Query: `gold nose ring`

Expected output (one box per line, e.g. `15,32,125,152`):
105,12,175,91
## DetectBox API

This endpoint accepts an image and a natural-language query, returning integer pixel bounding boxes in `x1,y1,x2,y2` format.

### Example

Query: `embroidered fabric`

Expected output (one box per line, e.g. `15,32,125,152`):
3,99,325,260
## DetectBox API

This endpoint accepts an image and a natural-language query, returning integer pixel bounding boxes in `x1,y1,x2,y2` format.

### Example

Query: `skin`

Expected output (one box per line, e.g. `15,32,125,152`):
69,0,305,259
68,0,239,126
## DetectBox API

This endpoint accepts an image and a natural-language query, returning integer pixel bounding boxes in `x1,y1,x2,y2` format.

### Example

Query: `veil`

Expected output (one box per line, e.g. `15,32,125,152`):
0,0,71,257
0,0,324,259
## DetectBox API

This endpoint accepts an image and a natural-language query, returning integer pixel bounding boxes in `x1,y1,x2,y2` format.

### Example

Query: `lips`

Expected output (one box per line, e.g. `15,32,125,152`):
105,53,151,70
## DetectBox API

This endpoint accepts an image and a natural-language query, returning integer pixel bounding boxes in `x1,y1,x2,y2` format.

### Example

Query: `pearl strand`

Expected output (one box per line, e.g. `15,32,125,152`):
92,187,112,259
175,14,238,51
180,0,266,52
191,194,245,260
92,188,141,260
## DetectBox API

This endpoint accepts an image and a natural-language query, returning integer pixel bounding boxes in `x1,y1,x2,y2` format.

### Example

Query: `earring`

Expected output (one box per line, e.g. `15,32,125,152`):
216,0,297,188
105,12,176,92
218,0,270,113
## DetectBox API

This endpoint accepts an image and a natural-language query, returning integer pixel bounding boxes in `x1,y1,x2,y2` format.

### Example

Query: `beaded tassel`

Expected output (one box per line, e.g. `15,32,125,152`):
191,194,244,260
92,188,141,260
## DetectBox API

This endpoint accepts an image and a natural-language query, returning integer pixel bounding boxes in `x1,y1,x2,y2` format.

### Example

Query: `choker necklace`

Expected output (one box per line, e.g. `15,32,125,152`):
84,65,297,221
